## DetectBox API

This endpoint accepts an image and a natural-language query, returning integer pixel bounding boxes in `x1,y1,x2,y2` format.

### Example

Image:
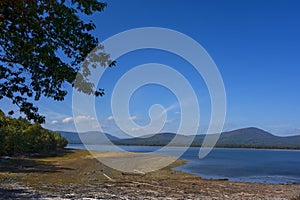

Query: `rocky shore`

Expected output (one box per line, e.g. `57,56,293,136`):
1,150,300,200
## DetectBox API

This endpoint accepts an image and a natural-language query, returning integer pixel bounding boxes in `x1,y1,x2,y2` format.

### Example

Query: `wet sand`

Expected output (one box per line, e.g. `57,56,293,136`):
0,149,300,199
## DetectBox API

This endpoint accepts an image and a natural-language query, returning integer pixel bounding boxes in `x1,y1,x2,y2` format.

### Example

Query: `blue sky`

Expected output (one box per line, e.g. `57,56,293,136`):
3,0,300,136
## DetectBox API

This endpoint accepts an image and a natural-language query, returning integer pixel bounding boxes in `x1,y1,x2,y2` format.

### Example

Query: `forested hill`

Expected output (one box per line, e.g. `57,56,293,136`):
62,127,300,149
113,127,300,149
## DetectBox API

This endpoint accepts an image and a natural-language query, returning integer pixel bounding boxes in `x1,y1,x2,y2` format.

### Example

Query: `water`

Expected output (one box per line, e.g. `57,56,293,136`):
67,144,300,184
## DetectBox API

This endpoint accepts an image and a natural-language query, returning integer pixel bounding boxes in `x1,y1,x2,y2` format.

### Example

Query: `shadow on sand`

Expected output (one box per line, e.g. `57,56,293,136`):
0,150,74,173
0,188,42,199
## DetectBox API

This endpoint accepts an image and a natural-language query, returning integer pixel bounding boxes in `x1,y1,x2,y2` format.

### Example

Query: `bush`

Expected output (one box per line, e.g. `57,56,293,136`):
0,110,68,156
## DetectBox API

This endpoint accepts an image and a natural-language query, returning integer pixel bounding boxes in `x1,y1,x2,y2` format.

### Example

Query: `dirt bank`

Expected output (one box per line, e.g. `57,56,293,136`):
0,149,299,199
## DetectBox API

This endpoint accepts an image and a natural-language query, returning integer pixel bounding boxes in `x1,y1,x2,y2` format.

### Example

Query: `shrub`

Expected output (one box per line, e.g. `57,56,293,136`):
0,111,68,156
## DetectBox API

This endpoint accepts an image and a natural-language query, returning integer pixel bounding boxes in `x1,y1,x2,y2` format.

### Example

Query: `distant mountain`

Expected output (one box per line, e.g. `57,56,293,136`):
113,127,300,149
58,127,300,149
58,131,119,144
113,132,190,146
213,127,300,149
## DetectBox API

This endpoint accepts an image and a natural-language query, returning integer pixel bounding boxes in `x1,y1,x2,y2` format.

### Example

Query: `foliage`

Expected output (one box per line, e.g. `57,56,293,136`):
0,110,68,156
0,0,115,123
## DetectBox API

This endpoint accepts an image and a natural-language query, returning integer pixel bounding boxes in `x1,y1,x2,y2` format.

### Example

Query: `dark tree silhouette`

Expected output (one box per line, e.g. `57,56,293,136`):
0,0,115,123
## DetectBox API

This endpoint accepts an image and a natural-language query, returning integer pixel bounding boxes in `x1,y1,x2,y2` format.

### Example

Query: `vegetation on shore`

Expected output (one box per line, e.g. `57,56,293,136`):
0,110,67,156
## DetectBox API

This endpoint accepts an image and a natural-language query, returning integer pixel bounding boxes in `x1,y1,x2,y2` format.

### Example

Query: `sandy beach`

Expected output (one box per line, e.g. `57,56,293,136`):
1,149,300,200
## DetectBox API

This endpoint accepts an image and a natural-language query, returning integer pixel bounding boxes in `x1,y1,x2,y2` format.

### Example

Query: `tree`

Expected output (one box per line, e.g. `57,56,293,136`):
0,0,115,123
0,110,68,156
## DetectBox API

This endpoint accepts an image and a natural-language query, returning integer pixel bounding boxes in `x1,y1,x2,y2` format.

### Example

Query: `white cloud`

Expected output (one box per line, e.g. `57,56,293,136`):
62,117,73,123
50,120,59,124
74,115,96,123
107,116,114,121
131,127,142,132
165,119,174,124
164,102,179,112
92,123,100,129
128,116,137,120
174,111,181,115
62,115,97,123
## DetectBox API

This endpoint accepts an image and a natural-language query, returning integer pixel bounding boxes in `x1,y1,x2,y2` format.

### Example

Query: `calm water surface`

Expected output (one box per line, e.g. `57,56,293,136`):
67,144,300,184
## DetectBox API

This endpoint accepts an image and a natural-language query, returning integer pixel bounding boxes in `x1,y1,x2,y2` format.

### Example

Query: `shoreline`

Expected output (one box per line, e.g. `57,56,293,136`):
1,149,300,199
67,145,300,185
68,143,300,151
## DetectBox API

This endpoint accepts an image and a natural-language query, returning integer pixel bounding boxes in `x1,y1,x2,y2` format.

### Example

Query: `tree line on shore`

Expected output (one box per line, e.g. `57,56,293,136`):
0,110,67,156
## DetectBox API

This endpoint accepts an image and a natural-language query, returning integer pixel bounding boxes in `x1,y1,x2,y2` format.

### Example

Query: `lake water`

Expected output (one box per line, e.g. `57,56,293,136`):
67,144,300,184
